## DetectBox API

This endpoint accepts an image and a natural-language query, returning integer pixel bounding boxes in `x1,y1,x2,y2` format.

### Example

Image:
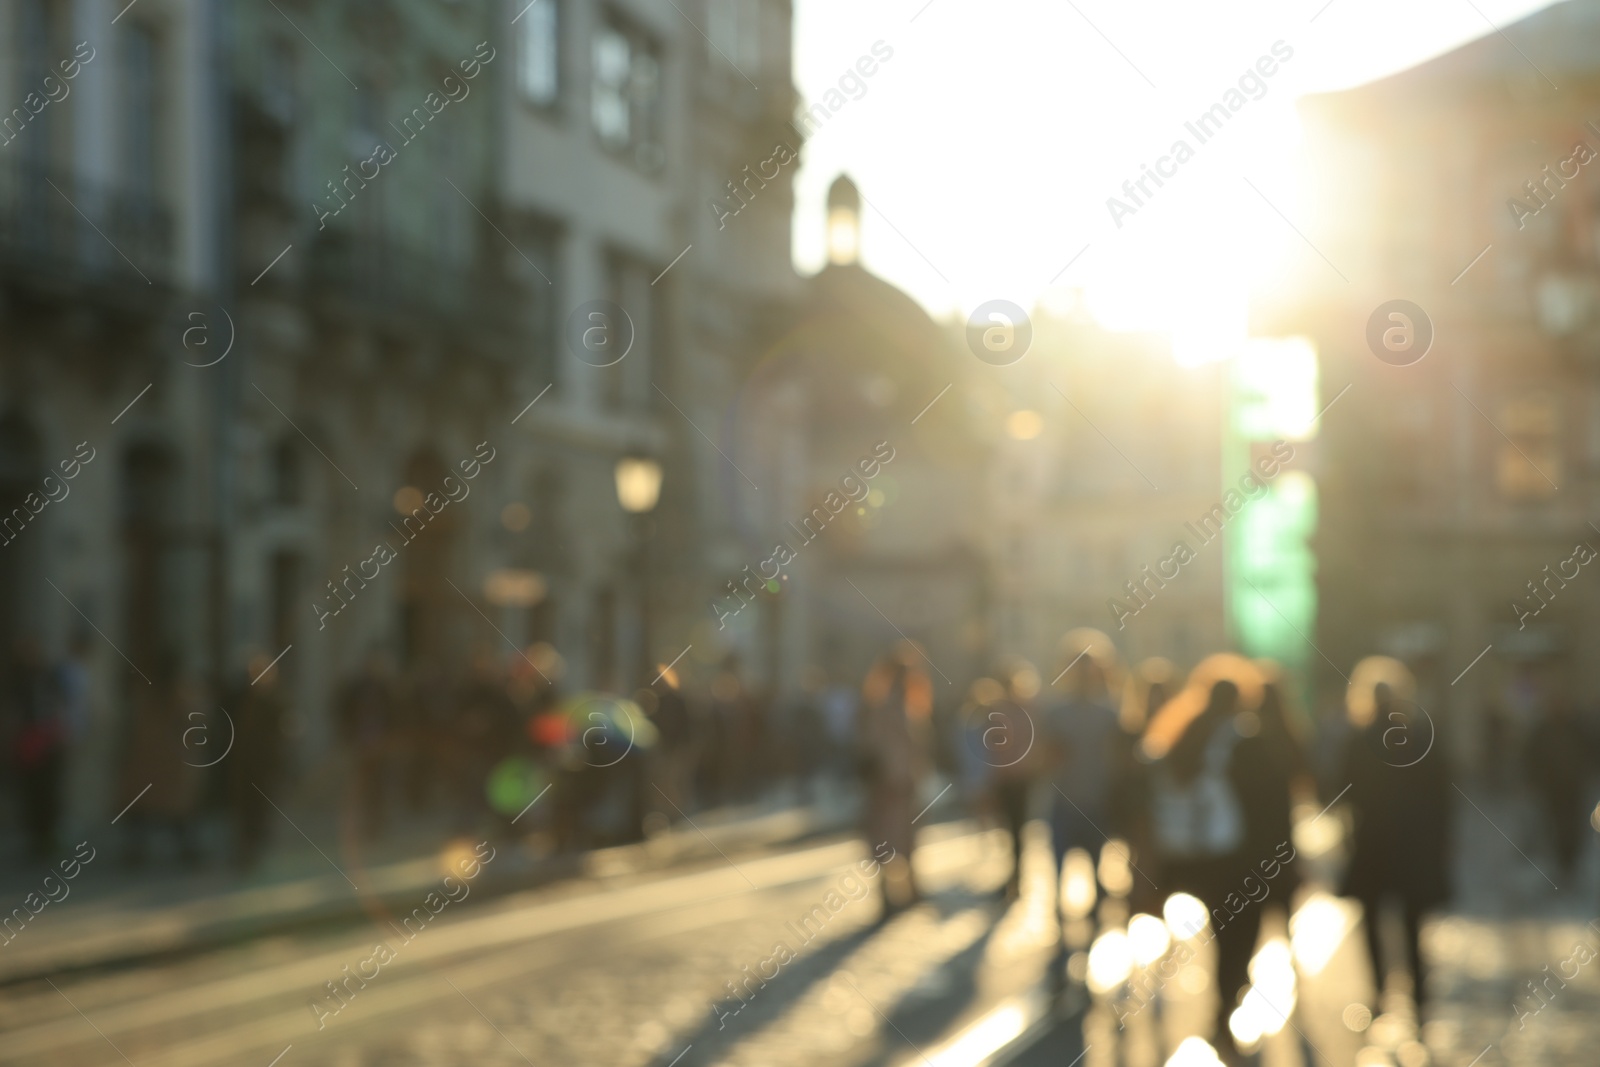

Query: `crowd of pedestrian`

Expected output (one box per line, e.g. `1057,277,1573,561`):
0,638,864,874
6,624,1600,1065
868,631,1600,1065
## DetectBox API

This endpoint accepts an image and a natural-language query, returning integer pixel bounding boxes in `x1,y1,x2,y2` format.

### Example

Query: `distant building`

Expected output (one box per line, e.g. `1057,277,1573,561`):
718,175,989,701
976,302,1229,678
1281,0,1600,746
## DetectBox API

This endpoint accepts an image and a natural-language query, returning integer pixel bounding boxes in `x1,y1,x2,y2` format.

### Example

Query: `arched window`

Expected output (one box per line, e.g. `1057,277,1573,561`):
271,438,303,507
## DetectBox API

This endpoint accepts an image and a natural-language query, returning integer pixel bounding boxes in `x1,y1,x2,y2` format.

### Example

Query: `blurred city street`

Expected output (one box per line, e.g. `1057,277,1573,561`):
8,0,1600,1064
1,780,1598,1067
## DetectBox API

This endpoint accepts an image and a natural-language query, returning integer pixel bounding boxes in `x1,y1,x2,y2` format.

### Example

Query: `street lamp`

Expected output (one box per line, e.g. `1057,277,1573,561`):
614,456,663,514
615,455,662,688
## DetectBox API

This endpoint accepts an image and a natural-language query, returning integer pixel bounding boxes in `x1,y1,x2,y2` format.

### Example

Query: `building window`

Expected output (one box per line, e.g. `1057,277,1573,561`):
517,216,562,388
1495,393,1561,500
271,438,302,507
517,0,560,106
602,250,658,410
122,22,160,199
432,120,471,268
592,13,663,172
708,0,761,72
262,39,297,125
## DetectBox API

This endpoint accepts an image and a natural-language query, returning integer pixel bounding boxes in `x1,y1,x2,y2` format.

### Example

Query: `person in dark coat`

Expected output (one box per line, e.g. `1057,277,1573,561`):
454,651,517,830
1236,667,1314,895
858,643,932,916
1522,694,1594,880
650,664,696,811
1339,657,1452,1010
964,670,1038,901
228,652,291,871
1145,673,1256,1063
338,652,397,840
5,638,66,860
1041,629,1122,885
1116,657,1175,914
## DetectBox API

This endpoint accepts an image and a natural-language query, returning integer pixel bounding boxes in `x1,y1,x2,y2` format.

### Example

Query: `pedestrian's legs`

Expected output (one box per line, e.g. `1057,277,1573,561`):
235,790,270,870
997,781,1028,896
1402,897,1427,1005
1361,894,1387,999
19,752,64,859
361,750,386,839
1549,789,1582,876
1213,901,1261,1044
174,815,201,865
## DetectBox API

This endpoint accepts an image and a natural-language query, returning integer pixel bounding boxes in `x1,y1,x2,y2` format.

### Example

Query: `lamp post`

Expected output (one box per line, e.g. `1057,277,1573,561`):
614,456,663,516
615,455,662,686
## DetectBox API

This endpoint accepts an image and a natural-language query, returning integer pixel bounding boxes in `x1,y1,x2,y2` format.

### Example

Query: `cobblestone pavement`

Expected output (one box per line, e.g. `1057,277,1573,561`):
9,788,1597,1067
1004,788,1600,1067
0,824,1055,1067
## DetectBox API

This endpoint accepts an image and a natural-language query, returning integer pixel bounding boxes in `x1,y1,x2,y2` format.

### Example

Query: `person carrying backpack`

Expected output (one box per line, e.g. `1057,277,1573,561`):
1143,660,1275,1066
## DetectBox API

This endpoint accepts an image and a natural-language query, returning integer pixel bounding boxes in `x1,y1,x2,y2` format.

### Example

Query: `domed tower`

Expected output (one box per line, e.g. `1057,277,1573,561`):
826,175,861,267
722,173,987,697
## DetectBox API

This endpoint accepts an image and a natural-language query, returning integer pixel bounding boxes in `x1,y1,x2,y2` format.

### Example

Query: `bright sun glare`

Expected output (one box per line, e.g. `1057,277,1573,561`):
793,0,1562,356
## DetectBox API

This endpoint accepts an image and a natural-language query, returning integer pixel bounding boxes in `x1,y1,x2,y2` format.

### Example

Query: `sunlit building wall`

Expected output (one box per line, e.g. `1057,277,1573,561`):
984,307,1229,677
1282,0,1600,749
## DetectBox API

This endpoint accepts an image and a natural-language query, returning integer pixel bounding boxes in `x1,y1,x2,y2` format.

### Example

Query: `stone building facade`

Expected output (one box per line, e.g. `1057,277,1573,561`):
0,0,805,827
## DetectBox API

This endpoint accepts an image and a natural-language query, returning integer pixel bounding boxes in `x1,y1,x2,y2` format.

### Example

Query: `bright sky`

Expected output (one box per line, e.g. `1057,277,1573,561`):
790,0,1560,360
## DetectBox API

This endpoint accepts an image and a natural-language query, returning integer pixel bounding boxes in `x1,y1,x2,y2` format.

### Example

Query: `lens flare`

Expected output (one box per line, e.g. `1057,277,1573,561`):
1289,892,1356,976
1062,848,1097,919
1086,928,1132,994
1163,892,1209,940
1128,912,1172,967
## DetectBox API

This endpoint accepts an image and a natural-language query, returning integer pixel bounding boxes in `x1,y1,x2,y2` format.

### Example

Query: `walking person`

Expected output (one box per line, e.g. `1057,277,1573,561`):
1522,692,1595,881
1042,629,1122,888
1238,664,1314,892
1117,657,1176,911
338,651,397,841
455,650,517,830
5,637,66,861
650,662,696,813
1142,656,1271,1065
1340,656,1452,1012
710,656,757,804
857,642,932,917
120,654,207,866
976,661,1043,900
228,651,291,872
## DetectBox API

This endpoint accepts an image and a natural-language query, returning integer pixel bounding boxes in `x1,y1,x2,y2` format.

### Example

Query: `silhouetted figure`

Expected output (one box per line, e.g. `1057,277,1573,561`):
858,643,932,916
455,651,517,829
5,638,65,860
1236,669,1313,895
398,659,451,814
120,656,206,866
1042,629,1122,885
707,659,749,806
1116,657,1175,912
1523,696,1593,880
789,668,828,804
960,677,1028,898
1340,658,1452,1010
1146,675,1261,1063
651,664,695,811
1481,700,1512,794
338,652,397,840
229,652,290,871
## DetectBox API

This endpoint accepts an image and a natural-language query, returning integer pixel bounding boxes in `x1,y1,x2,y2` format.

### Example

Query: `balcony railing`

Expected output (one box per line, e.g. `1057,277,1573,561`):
0,158,172,288
306,228,517,331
